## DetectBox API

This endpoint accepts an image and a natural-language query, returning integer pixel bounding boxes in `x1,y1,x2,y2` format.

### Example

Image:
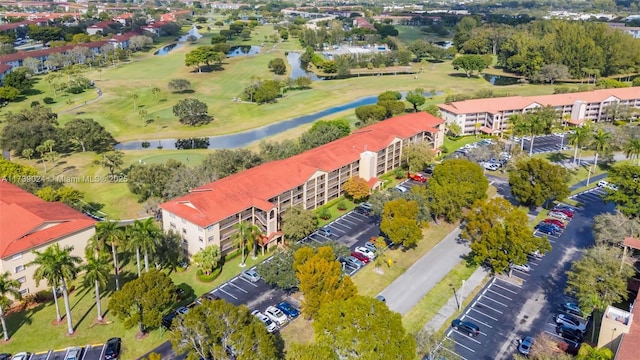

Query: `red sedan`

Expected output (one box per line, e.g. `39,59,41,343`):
543,218,565,228
350,252,370,263
554,208,574,218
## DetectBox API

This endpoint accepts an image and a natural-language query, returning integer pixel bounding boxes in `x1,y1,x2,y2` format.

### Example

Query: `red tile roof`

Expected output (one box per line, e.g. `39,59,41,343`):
0,40,110,64
160,112,443,227
616,291,640,359
0,182,96,259
623,237,640,250
438,87,640,115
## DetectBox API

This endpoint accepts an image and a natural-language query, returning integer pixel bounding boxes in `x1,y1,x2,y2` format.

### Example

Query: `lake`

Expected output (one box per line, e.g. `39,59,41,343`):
154,43,179,56
227,45,262,57
482,74,521,86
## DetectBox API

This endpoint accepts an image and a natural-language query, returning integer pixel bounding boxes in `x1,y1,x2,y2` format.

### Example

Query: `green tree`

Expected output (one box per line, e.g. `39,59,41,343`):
567,123,593,165
565,246,635,313
604,164,640,217
0,271,21,341
576,343,614,360
405,88,426,112
426,159,488,222
268,57,287,75
63,118,116,153
415,328,457,360
524,106,558,156
151,87,161,102
286,343,337,360
281,206,319,243
92,220,123,290
354,104,387,125
3,67,35,93
256,248,298,291
108,269,177,333
100,151,124,177
0,105,59,155
192,245,221,275
28,244,81,335
233,221,260,266
342,176,370,201
403,143,434,172
21,148,34,161
313,296,416,359
295,246,357,319
151,230,185,271
377,99,405,118
168,78,192,93
172,98,212,126
380,199,423,248
451,55,488,76
464,198,551,273
589,128,612,171
131,218,161,274
623,138,640,166
508,158,570,207
81,250,110,322
169,299,280,360
592,211,640,247
446,122,462,138
127,160,183,202
424,104,441,118
0,86,21,101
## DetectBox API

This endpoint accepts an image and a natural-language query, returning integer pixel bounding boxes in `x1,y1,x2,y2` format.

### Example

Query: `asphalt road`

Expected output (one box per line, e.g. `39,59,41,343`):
445,187,615,359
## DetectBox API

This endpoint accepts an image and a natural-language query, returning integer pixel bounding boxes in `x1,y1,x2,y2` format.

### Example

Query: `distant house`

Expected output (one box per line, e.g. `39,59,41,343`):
141,21,169,37
86,21,118,35
113,12,134,26
0,182,96,300
353,17,375,30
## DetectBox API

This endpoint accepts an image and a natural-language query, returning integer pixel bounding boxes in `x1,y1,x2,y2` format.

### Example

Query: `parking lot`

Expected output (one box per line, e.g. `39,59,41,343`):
19,344,106,360
518,134,568,155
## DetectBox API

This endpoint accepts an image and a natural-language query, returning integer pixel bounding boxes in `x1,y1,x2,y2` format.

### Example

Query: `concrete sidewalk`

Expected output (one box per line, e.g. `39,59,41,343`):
423,266,490,332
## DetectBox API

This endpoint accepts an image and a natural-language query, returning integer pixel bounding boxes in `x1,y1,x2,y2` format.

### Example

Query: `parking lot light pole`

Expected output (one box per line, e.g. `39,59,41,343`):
459,280,466,311
450,283,460,311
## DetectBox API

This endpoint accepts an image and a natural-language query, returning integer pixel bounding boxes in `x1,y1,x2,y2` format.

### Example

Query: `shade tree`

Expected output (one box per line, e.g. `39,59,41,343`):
0,105,59,155
451,55,489,76
0,271,21,341
281,206,318,243
342,176,370,201
603,164,640,217
405,88,426,112
380,198,423,248
508,158,570,207
63,118,116,153
168,78,192,93
172,98,212,126
192,245,222,276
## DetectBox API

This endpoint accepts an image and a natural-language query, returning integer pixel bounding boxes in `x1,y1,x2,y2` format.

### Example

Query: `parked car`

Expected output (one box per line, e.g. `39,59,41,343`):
65,347,82,360
538,222,562,233
376,295,386,302
407,172,428,183
553,208,574,218
197,292,220,304
562,302,583,317
510,263,531,272
103,337,122,360
548,211,569,221
597,180,618,191
555,144,570,150
251,310,278,333
518,336,534,355
342,256,364,269
451,319,480,337
353,206,370,216
536,224,559,235
354,246,376,259
364,242,377,253
543,218,565,228
317,227,333,237
557,325,584,343
10,353,29,360
241,269,260,283
276,301,300,319
265,306,288,326
554,205,577,213
359,202,373,211
176,306,189,315
394,184,409,193
350,251,370,263
162,311,178,329
556,314,586,332
528,250,544,259
0,354,10,360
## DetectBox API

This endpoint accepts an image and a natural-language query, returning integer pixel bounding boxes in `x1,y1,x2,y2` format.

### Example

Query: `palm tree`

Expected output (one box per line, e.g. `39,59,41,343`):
29,246,62,323
233,221,259,267
131,218,161,273
525,106,557,156
92,220,122,290
576,343,613,360
590,129,612,172
0,272,21,341
623,138,640,166
507,114,529,151
81,251,110,322
29,244,81,335
567,124,592,165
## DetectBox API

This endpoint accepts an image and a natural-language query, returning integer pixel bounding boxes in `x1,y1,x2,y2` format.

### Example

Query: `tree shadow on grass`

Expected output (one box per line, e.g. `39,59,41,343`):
547,152,570,163
70,287,89,311
74,301,96,329
6,303,43,335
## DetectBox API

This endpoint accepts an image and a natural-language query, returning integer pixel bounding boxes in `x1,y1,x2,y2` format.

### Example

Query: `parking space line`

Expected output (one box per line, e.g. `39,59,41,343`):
236,277,259,287
463,313,495,329
227,281,249,293
493,279,521,291
439,344,467,360
330,223,351,232
480,294,508,307
447,338,477,353
338,216,360,225
486,289,512,301
470,308,498,321
214,287,237,299
475,300,504,314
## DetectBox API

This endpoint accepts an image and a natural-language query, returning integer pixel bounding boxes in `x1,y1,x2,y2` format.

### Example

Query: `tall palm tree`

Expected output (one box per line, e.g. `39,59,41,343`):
0,272,21,341
590,129,612,172
29,247,62,323
507,114,529,151
92,220,122,290
567,124,592,165
233,221,259,267
525,106,557,156
623,138,640,166
131,218,161,273
124,224,142,277
29,244,81,335
81,250,110,322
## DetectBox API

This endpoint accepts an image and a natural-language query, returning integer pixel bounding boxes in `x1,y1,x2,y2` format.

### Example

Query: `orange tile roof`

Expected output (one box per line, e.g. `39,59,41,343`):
616,291,640,359
0,40,110,64
438,87,640,115
623,237,640,250
160,112,443,227
0,182,96,259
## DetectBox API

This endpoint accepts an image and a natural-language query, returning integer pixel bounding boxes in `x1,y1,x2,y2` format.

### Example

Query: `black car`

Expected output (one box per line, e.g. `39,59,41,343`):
103,337,122,360
162,311,178,330
451,319,480,336
557,325,584,343
0,354,11,360
353,207,370,216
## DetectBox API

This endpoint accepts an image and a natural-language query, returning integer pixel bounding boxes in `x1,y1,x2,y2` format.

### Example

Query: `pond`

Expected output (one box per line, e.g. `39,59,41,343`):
286,52,320,81
482,74,521,86
154,43,179,56
227,45,262,57
115,90,442,151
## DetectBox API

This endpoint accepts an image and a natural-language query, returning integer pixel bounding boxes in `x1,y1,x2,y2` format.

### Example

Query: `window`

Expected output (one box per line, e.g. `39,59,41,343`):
182,228,187,234
14,265,24,273
199,237,204,243
208,236,214,242
19,288,29,295
17,276,26,284
11,253,22,260
207,225,214,231
169,213,175,218
170,222,176,229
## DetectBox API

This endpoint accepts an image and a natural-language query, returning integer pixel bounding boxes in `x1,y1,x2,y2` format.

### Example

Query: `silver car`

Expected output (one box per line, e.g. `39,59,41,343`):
341,256,363,269
556,314,586,332
510,263,531,272
241,269,260,283
65,347,82,360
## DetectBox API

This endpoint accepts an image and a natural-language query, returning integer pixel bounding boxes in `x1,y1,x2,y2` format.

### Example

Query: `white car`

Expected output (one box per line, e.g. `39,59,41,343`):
598,180,618,191
265,306,288,326
394,185,409,193
252,310,278,332
556,314,586,333
354,246,376,260
510,263,531,272
11,353,30,360
548,211,569,221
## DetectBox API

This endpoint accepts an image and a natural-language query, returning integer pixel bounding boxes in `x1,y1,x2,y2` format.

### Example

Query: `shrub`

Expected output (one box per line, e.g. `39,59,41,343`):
318,207,331,220
196,267,222,282
66,86,84,94
141,141,150,148
43,97,55,104
30,100,40,107
337,200,347,211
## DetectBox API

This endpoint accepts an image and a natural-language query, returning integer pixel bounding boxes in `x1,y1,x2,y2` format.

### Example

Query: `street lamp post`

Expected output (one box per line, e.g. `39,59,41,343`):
459,280,466,311
450,283,460,310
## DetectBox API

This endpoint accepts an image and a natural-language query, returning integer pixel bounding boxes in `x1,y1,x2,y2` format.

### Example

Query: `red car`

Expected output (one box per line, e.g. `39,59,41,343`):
554,208,574,218
350,252,370,263
543,218,565,228
407,172,428,183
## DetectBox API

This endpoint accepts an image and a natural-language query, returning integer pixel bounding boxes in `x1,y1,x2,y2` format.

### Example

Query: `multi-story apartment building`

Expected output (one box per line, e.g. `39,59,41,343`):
0,182,96,300
159,112,445,258
438,87,640,136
